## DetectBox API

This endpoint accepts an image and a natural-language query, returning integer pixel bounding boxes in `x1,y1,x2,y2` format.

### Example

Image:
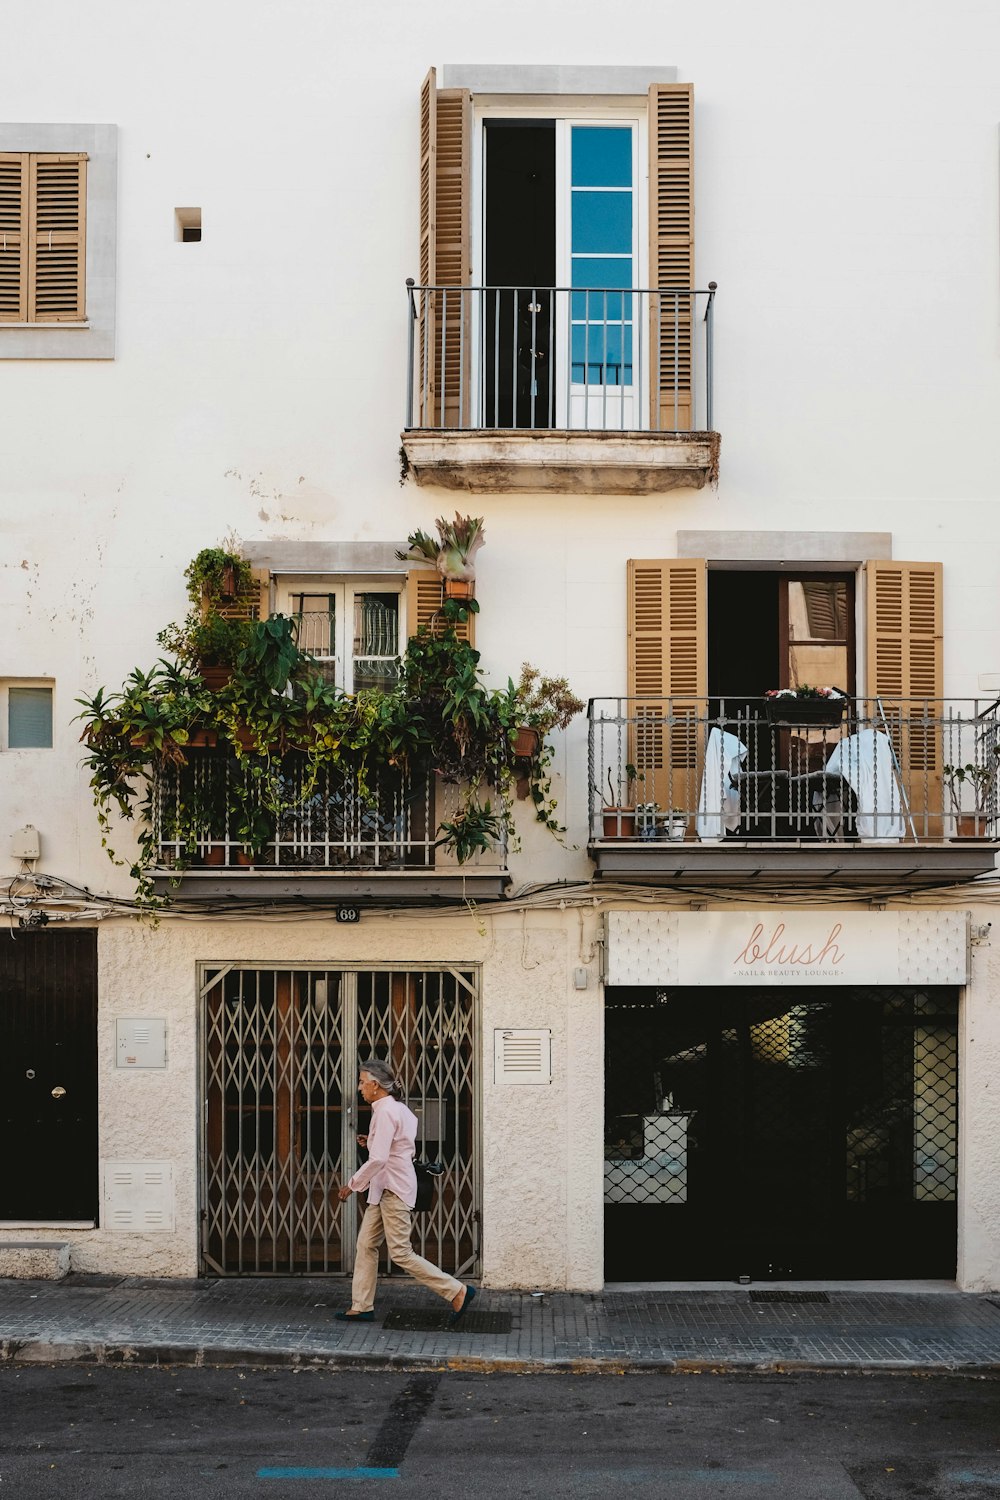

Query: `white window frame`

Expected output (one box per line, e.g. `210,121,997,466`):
2,679,55,750
275,576,405,693
0,123,117,360
472,99,648,429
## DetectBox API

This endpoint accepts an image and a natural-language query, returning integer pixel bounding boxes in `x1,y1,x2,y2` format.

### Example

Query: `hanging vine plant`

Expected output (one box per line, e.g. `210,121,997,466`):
75,542,582,902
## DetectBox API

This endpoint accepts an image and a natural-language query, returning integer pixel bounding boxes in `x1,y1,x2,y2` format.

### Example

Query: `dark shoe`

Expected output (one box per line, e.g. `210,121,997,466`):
450,1283,477,1323
335,1309,374,1322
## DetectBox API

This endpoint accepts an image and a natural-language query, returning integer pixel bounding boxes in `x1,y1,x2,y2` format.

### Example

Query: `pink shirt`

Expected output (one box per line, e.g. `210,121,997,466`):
348,1095,418,1209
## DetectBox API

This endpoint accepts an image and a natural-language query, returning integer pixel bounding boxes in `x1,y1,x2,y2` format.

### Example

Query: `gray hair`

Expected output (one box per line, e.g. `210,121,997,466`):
359,1058,403,1100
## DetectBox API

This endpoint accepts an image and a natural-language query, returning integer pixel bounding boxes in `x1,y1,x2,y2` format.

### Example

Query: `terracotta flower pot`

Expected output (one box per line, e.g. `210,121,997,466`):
199,664,233,692
443,578,474,600
954,813,988,839
602,807,637,838
513,727,541,759
201,845,227,866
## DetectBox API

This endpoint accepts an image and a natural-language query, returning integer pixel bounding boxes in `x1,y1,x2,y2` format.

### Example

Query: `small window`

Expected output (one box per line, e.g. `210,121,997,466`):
8,685,53,747
174,206,202,242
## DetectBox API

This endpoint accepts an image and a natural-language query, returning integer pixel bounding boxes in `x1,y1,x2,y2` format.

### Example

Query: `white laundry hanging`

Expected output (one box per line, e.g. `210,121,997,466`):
697,727,748,840
824,728,906,841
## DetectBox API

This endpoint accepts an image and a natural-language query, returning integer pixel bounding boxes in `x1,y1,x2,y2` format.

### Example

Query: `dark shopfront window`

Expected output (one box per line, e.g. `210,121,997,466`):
604,985,957,1281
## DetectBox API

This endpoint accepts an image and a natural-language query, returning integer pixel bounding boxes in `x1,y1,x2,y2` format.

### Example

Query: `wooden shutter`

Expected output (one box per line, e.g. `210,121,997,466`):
28,154,86,322
0,153,28,321
648,84,694,432
417,71,472,427
215,568,270,623
865,560,943,831
627,559,706,810
406,569,474,646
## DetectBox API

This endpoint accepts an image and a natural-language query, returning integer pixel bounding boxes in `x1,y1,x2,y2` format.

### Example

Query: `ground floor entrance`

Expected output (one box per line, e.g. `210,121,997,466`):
201,965,479,1277
604,985,958,1280
0,929,98,1223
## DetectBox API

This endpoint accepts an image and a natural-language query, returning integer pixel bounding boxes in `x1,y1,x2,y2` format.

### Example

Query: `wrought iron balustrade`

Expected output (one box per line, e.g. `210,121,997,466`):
152,752,508,872
589,697,1000,845
405,282,716,433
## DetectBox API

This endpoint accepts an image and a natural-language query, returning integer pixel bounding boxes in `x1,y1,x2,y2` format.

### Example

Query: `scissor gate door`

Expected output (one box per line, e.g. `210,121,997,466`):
202,965,479,1276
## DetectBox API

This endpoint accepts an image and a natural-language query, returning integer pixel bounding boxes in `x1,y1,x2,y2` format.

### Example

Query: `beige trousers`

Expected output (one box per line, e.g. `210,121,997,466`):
352,1190,463,1312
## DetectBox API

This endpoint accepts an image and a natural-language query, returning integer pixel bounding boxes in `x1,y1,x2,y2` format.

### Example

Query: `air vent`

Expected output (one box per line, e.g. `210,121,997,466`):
493,1028,551,1085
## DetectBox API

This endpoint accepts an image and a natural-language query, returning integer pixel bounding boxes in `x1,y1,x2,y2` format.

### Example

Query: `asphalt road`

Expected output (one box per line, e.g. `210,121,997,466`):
1,1366,999,1498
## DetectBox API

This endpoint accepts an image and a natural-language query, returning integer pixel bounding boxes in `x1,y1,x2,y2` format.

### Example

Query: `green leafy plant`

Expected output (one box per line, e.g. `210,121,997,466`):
76,546,582,898
397,513,486,582
943,756,999,815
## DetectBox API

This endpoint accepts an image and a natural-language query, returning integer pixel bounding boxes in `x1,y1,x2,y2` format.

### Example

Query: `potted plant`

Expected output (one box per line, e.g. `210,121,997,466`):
397,513,486,600
155,545,257,690
661,808,688,842
943,755,998,837
601,765,640,838
509,664,585,759
763,685,847,727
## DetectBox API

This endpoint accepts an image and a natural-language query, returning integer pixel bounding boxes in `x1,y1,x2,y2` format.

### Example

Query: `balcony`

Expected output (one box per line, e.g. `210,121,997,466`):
149,754,510,902
400,282,718,495
589,697,1000,889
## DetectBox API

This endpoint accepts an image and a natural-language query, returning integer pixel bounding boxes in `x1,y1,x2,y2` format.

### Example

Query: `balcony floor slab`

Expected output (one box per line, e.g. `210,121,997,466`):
152,869,511,903
589,840,1000,889
401,428,718,494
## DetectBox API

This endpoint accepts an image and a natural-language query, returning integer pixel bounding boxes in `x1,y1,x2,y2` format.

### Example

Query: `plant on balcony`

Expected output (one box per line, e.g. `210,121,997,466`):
600,764,641,838
763,685,847,726
76,548,583,900
396,513,486,598
507,664,585,833
156,545,257,681
943,753,999,836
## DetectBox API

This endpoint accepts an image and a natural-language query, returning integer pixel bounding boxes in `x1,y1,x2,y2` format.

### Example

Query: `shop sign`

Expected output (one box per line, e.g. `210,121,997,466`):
604,910,969,987
679,912,923,986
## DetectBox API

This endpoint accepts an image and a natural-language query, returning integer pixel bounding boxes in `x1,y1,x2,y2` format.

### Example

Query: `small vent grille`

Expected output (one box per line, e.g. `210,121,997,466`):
748,1290,830,1304
494,1028,551,1085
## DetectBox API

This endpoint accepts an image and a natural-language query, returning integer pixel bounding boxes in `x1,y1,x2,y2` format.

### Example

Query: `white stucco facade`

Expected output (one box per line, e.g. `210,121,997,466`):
2,0,1000,1290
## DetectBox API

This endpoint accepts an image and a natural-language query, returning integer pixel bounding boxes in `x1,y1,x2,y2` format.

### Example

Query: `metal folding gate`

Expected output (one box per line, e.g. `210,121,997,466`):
604,985,958,1280
201,965,479,1276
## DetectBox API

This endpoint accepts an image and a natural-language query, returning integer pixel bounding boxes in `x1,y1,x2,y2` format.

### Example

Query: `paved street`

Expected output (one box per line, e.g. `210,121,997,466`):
2,1366,1000,1497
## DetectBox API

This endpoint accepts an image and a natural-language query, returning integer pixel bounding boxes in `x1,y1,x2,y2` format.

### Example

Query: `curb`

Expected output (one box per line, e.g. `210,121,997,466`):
3,1339,1000,1378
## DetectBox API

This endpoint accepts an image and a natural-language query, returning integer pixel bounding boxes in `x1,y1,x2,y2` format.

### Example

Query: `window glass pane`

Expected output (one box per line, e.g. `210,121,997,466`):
571,323,633,386
292,593,336,657
571,191,632,254
789,581,850,641
571,268,633,321
571,126,632,188
788,643,849,693
352,593,400,694
8,687,53,748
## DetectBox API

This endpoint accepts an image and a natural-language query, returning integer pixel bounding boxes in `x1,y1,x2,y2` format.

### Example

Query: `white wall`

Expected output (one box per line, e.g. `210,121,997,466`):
1,0,998,896
2,1,1000,1289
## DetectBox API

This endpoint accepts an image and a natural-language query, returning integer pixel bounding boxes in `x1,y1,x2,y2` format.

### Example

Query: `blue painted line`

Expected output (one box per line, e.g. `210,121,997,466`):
258,1467,399,1480
945,1473,1000,1488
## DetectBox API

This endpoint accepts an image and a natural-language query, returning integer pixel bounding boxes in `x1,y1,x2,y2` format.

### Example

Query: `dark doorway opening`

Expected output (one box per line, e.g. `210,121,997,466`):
484,120,555,428
604,985,957,1281
0,930,98,1220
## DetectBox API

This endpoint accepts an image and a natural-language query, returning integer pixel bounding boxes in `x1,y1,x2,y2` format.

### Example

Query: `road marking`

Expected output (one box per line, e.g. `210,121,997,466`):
365,1372,441,1470
258,1467,399,1480
945,1474,1000,1488
257,1372,441,1482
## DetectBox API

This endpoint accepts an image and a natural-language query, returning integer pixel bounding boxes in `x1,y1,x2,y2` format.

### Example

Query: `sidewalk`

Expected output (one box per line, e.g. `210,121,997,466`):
3,1276,1000,1374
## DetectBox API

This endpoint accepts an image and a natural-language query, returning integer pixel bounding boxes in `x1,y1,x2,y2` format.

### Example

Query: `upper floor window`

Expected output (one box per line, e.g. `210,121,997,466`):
0,124,116,359
0,153,86,324
416,70,696,432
